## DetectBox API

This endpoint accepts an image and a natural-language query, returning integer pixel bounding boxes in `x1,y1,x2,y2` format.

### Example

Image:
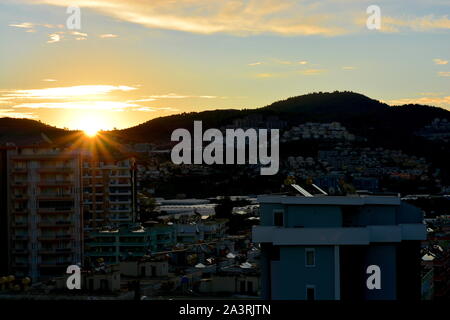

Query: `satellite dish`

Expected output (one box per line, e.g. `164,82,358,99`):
240,262,252,269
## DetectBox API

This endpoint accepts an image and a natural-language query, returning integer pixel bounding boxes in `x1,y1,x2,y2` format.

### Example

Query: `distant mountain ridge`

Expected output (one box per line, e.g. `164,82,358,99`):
117,91,450,144
1,91,450,146
0,117,69,145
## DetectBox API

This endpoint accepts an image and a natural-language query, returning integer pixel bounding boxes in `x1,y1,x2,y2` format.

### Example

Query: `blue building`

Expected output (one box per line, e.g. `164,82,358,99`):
253,195,426,300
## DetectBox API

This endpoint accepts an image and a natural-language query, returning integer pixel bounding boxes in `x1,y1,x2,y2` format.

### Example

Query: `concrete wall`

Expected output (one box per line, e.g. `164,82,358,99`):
357,206,397,225
198,275,259,295
120,261,168,277
271,246,336,300
286,205,342,228
56,271,121,292
363,245,397,300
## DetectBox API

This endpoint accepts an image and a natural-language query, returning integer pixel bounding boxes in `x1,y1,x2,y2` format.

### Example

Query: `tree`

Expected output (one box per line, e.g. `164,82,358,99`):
214,196,234,219
138,194,157,222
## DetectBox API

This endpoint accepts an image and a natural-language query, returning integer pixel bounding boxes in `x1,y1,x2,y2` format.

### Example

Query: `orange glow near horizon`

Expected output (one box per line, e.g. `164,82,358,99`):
73,116,107,137
84,127,99,137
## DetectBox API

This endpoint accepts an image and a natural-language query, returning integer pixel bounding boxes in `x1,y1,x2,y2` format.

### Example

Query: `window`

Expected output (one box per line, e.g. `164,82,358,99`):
305,248,315,267
306,286,316,301
273,210,284,227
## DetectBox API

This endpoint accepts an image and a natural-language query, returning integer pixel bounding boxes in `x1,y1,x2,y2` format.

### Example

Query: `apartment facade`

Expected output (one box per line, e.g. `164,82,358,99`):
82,156,136,228
0,147,10,275
6,146,83,280
253,195,427,300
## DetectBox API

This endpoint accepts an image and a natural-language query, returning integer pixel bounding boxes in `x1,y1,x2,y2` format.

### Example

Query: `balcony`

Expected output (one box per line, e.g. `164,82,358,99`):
86,242,118,247
11,221,28,228
12,262,28,268
11,181,27,186
12,195,28,201
39,248,73,255
38,180,73,186
12,235,29,240
38,221,73,228
12,209,29,215
40,262,72,267
37,194,73,200
109,199,131,204
38,208,73,214
39,235,73,241
252,224,427,245
12,248,29,254
85,251,117,257
119,242,148,247
38,167,73,173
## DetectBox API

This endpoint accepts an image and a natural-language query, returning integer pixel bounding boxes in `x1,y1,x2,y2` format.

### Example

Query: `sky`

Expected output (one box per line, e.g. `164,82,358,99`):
0,0,450,131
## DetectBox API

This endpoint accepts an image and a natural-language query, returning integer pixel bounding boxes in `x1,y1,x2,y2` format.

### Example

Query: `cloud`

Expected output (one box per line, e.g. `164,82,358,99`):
438,71,450,77
256,73,274,78
16,1,450,37
387,95,450,108
419,92,444,96
9,22,88,43
0,108,37,119
42,79,57,82
0,85,205,114
47,33,61,43
135,106,178,112
250,59,309,68
434,58,448,65
144,93,218,99
11,101,139,111
382,15,450,33
2,85,137,99
99,34,119,38
342,66,356,70
70,31,88,40
9,22,63,30
29,0,346,36
299,69,326,75
9,22,35,29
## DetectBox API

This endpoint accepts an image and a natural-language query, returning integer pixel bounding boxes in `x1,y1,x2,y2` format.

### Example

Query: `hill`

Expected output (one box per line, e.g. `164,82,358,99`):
0,117,71,145
116,91,450,144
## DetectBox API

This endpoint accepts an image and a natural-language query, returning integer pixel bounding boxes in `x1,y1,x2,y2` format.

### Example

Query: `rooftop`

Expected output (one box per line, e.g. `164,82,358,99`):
258,194,401,206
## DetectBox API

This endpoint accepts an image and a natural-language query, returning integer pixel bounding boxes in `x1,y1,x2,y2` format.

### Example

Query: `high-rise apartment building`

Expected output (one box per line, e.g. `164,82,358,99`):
0,147,10,275
81,156,136,228
7,146,83,280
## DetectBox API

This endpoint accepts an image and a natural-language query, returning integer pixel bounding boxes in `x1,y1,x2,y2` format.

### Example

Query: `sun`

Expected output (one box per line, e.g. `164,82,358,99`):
68,113,113,137
84,127,99,137
78,118,103,137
